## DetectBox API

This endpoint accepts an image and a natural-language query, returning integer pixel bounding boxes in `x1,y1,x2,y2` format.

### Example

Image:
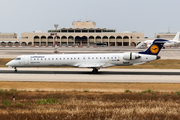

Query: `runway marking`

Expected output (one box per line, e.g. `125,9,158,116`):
168,51,177,58
111,48,116,51
100,49,106,53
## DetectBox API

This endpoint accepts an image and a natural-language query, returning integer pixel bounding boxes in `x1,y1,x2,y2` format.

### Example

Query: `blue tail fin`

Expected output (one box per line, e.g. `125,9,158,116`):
138,39,168,55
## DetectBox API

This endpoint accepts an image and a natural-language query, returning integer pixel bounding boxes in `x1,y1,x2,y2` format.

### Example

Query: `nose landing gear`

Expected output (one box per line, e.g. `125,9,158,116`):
92,68,98,74
14,67,17,73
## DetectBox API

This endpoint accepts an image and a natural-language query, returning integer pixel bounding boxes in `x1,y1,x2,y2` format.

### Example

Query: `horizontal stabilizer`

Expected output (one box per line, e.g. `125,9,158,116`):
154,41,169,44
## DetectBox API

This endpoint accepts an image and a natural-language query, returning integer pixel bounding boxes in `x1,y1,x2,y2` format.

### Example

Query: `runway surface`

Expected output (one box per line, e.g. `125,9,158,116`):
0,68,180,83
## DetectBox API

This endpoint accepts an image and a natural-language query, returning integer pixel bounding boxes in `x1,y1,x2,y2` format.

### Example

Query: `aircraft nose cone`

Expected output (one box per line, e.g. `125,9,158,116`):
6,62,10,66
6,61,13,66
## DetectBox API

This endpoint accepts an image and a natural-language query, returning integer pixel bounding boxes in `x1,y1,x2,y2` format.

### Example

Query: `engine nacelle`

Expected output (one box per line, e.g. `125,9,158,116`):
123,52,140,60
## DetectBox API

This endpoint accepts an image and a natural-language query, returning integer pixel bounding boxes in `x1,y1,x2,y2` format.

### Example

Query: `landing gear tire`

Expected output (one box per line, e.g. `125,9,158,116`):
14,67,17,73
92,68,98,74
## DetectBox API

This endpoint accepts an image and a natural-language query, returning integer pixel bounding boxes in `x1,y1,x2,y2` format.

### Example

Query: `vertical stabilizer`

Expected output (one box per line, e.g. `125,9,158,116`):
138,39,168,55
173,32,180,41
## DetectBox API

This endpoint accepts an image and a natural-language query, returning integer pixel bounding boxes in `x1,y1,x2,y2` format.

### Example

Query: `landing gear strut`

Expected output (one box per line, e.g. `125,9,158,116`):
92,68,98,74
14,67,17,73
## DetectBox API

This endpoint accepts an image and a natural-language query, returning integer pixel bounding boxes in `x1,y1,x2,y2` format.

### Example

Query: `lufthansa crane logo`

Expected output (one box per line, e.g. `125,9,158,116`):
150,45,159,54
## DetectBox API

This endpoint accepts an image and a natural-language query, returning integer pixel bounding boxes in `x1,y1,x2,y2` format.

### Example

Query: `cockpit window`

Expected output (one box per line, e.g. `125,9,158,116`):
14,57,21,60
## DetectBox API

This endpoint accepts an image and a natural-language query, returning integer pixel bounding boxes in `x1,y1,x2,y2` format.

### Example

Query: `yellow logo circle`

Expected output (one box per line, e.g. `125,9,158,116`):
150,45,159,54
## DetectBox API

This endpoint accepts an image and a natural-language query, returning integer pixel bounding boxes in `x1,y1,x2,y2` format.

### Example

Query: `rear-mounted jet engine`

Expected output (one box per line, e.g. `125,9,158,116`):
123,52,141,60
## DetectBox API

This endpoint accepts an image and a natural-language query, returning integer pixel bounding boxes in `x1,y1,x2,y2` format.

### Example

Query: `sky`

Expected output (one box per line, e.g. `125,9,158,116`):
0,0,180,38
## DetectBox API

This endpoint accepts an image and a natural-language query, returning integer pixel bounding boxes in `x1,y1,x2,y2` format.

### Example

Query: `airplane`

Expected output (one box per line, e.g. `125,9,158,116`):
136,32,180,49
6,39,168,73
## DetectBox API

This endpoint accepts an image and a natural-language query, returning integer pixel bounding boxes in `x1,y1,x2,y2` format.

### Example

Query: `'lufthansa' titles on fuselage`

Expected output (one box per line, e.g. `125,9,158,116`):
30,56,45,58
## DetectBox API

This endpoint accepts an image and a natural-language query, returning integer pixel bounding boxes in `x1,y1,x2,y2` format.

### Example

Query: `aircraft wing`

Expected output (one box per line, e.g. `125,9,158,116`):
78,60,113,68
78,64,101,68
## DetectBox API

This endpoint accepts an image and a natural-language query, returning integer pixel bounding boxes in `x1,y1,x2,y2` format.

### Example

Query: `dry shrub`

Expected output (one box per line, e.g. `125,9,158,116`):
0,91,180,120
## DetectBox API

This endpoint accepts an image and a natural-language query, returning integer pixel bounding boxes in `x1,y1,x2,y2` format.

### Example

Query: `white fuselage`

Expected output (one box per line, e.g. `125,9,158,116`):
136,32,180,49
6,53,157,68
146,40,180,48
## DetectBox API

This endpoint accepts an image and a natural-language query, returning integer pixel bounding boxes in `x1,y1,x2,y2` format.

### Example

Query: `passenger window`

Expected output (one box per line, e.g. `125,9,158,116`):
56,58,58,60
107,57,109,59
71,58,73,60
104,57,105,59
74,58,76,59
92,57,94,59
60,58,61,60
78,58,79,59
45,58,46,60
111,57,113,59
100,57,101,59
67,58,69,60
48,58,50,60
96,57,98,59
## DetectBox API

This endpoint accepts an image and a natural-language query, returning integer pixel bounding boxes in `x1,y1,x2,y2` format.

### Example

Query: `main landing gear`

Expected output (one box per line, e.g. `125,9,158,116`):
14,67,17,73
92,68,98,74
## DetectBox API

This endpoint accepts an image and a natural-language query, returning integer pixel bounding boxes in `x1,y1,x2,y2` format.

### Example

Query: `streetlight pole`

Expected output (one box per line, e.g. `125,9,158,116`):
54,24,59,53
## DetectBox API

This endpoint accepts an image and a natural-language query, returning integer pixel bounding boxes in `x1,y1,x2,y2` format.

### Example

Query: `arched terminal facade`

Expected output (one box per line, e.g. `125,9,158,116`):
28,34,136,46
0,22,145,46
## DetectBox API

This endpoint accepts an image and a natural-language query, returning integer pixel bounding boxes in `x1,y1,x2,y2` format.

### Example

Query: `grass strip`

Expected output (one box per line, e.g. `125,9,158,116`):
1,82,180,92
0,91,180,119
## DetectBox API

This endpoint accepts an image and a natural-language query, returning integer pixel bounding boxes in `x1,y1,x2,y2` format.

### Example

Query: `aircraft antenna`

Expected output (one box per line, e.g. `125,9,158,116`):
168,27,170,33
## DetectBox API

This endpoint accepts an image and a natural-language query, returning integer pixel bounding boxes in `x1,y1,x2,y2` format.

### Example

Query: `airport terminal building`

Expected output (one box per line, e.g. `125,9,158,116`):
0,21,145,47
0,21,178,47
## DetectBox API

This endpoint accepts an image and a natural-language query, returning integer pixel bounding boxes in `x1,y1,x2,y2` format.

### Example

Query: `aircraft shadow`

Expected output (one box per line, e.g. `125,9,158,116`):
0,70,179,75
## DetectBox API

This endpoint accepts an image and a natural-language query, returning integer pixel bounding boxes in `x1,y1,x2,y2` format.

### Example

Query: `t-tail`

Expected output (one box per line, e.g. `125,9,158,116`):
138,39,168,56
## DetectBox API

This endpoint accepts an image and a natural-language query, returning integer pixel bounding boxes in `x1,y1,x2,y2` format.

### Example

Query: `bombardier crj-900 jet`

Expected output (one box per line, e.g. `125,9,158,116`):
6,39,168,73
